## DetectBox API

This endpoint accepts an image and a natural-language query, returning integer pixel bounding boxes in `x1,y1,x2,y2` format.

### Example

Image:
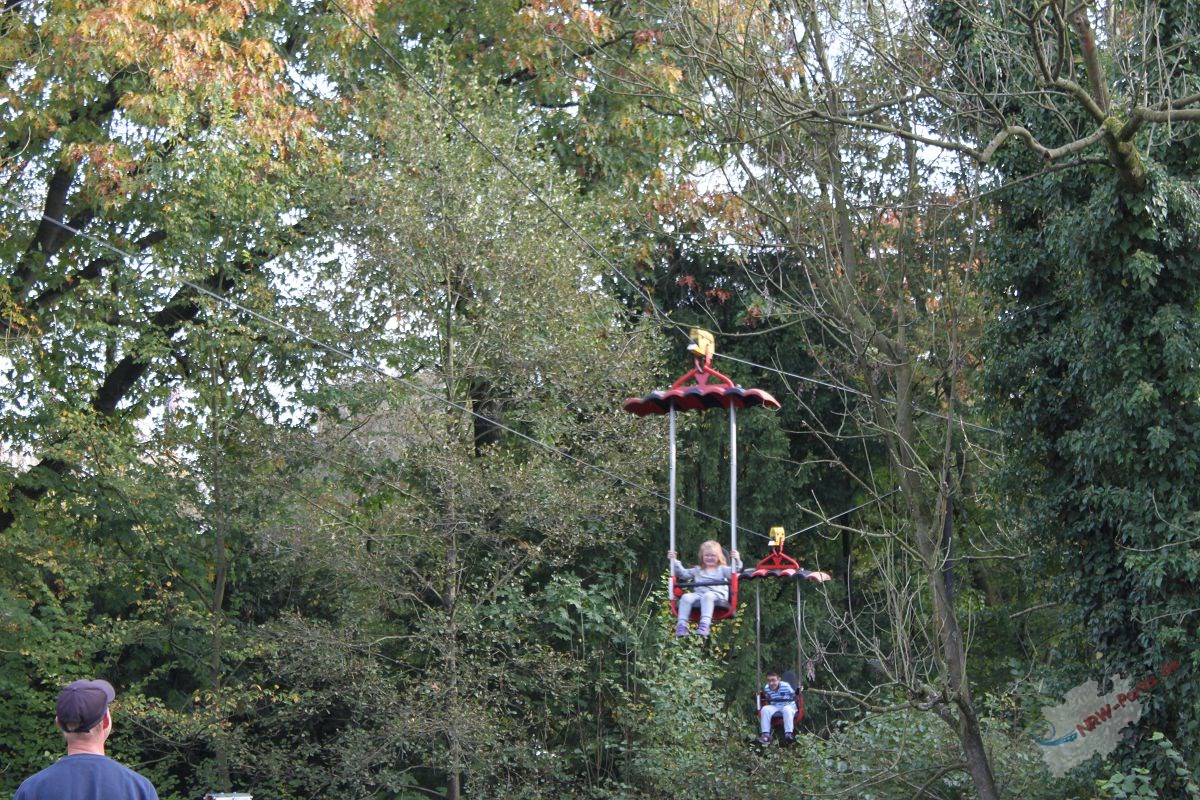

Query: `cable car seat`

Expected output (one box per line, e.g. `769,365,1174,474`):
757,669,804,736
670,571,739,622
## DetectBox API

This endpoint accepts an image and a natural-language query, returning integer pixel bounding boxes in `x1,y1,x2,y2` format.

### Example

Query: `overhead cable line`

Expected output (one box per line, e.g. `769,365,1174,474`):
3,1,981,537
786,488,901,542
4,196,903,543
2,196,799,541
711,352,1004,435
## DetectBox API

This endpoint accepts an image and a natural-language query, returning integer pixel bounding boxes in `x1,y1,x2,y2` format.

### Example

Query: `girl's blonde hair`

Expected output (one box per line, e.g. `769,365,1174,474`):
696,539,728,567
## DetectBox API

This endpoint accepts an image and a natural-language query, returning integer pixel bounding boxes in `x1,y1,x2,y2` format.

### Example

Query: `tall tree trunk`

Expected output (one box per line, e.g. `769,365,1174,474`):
899,363,999,800
925,542,998,800
445,529,461,800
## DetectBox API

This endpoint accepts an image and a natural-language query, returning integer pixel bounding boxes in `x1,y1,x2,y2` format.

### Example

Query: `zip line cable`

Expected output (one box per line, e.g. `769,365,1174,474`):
787,488,900,542
2,206,656,494
4,197,904,546
4,195,889,542
3,0,984,538
324,0,1004,440
711,352,1005,436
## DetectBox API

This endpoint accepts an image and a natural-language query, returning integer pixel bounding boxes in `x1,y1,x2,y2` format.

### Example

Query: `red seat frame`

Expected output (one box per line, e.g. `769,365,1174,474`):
757,690,804,730
669,572,739,622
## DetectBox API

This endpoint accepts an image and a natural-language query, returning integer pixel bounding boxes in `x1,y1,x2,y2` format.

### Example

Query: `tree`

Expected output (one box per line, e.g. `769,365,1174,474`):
0,0,338,538
588,0,1020,794
585,0,1200,792
0,0,684,540
2,1,675,794
1,4,346,783
969,1,1200,786
278,78,664,798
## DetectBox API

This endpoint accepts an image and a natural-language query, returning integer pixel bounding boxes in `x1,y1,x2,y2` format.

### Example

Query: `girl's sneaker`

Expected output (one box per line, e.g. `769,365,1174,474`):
675,620,689,637
758,733,771,745
697,619,711,636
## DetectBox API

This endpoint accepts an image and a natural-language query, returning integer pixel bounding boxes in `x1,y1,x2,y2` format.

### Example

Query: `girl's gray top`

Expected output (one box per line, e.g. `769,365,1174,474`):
670,557,742,604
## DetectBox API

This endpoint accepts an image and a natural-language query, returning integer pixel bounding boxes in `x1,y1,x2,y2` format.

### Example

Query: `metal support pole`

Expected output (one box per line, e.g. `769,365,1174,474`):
729,404,738,556
755,583,763,690
795,581,805,686
668,405,677,608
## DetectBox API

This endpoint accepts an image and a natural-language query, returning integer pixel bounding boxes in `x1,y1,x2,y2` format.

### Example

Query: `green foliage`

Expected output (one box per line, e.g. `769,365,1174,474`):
1096,733,1200,800
621,664,1069,800
5,1,682,798
189,78,664,799
982,157,1200,788
953,1,1200,792
1,55,666,797
621,635,742,795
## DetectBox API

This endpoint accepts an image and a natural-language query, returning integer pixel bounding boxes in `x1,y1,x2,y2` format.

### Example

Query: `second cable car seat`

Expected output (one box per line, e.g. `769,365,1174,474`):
757,669,804,735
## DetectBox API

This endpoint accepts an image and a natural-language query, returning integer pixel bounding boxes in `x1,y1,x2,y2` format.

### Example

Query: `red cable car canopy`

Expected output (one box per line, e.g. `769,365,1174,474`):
623,362,781,416
741,533,832,582
741,551,832,583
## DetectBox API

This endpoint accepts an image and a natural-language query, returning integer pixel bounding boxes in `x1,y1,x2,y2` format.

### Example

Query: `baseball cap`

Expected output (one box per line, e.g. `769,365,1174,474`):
56,679,115,733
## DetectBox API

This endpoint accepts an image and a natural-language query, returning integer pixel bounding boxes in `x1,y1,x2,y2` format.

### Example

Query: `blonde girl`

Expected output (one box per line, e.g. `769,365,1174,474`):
667,539,741,636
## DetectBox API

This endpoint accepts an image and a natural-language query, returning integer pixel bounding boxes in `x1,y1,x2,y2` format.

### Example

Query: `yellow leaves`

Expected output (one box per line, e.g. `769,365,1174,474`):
687,0,776,47
340,0,381,24
658,64,684,91
328,0,381,45
519,0,615,46
633,240,654,270
64,0,321,157
572,8,610,37
238,37,278,70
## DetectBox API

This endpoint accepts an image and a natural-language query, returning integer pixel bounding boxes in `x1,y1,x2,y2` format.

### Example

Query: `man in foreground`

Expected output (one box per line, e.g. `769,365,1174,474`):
14,678,158,800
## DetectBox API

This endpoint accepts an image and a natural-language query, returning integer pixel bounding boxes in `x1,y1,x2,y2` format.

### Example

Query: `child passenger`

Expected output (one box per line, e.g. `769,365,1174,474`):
667,540,741,637
758,669,798,744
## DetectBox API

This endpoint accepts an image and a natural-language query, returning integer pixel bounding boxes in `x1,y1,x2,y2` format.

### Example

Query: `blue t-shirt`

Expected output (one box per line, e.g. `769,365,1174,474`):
14,754,158,800
763,680,797,705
